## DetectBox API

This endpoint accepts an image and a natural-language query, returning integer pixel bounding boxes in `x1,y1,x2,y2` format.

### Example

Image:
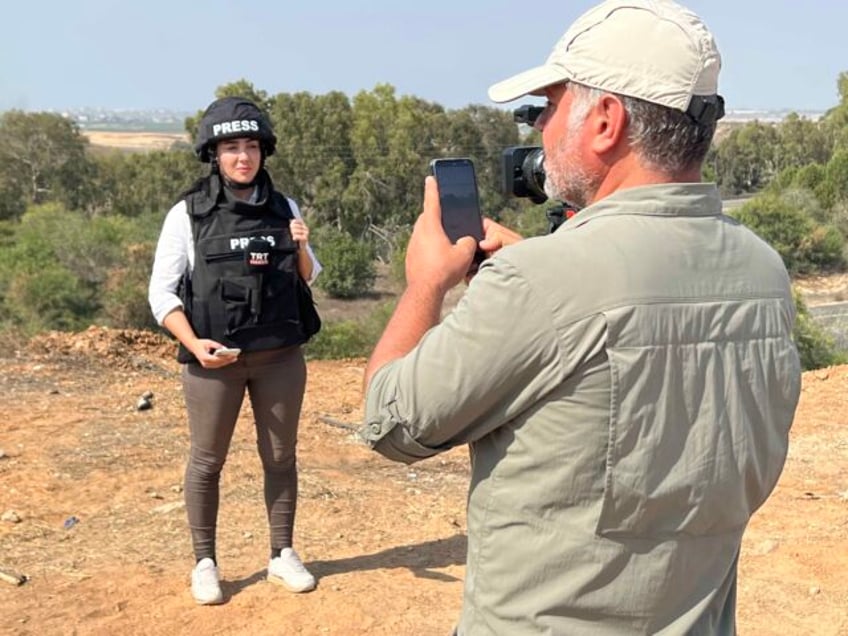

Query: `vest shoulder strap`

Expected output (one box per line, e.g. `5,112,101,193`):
269,192,295,221
185,183,218,220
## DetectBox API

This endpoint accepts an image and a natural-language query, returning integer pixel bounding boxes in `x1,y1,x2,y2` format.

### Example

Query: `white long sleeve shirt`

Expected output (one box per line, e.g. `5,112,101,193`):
148,196,322,326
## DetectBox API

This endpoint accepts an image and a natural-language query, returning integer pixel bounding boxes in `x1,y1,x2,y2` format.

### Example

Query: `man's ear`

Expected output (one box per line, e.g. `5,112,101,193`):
588,94,628,155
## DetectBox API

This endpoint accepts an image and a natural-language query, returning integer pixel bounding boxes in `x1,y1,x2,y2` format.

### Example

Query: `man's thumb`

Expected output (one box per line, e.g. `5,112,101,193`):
456,235,477,257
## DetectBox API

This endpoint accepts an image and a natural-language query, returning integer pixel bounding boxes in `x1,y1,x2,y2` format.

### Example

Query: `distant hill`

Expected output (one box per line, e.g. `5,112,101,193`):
49,106,827,134
57,107,191,133
723,108,825,123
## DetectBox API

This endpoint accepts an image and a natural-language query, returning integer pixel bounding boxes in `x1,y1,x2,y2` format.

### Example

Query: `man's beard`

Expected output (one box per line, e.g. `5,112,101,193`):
543,116,601,210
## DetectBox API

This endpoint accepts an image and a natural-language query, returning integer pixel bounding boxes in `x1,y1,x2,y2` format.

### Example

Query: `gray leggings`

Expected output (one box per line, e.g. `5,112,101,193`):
181,345,306,562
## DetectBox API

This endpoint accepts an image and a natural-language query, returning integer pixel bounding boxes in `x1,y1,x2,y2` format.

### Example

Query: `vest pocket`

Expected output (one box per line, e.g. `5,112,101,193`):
220,276,258,334
262,274,299,323
218,274,300,337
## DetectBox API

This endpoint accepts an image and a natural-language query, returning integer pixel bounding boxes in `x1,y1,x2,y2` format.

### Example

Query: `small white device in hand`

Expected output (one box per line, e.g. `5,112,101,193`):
213,347,241,358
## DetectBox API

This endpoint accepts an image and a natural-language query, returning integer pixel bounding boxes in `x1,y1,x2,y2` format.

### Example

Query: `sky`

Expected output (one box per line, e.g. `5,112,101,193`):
2,0,845,115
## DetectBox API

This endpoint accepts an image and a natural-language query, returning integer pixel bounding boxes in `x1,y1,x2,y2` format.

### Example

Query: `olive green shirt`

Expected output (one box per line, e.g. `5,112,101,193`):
362,183,801,635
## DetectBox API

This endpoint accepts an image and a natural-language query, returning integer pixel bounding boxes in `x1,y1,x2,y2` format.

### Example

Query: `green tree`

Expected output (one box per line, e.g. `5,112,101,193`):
442,105,524,219
821,71,848,152
712,122,780,194
342,85,446,239
815,149,848,210
775,113,832,171
0,111,94,218
93,148,202,217
266,91,354,230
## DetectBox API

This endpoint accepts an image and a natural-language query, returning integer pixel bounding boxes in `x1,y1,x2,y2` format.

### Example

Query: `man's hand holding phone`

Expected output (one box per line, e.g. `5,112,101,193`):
405,176,477,294
479,217,524,255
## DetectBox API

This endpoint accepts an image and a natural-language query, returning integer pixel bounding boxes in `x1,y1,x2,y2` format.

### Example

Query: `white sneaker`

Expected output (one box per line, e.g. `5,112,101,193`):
267,548,316,592
191,558,224,605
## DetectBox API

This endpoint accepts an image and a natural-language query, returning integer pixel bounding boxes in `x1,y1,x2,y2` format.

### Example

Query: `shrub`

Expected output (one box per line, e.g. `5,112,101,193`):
100,242,159,330
388,229,410,286
793,291,848,370
733,194,845,273
5,267,96,334
305,302,394,360
313,228,376,298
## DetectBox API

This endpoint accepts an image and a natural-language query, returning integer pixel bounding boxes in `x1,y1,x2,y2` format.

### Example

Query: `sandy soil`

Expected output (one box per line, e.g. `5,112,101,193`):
0,326,846,636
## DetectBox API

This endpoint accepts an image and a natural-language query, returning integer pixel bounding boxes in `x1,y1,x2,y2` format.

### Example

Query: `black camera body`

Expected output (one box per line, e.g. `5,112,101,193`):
501,105,576,233
501,104,547,204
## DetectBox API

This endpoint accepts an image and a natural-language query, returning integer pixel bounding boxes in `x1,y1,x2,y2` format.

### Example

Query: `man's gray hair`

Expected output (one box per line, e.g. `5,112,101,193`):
569,83,716,174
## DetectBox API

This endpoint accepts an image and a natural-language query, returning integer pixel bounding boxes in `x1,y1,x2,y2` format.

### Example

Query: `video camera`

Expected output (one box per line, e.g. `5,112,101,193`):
501,105,547,204
501,105,573,233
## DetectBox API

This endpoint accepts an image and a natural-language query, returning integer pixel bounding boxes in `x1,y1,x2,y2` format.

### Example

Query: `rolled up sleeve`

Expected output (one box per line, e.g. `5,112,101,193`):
361,255,566,464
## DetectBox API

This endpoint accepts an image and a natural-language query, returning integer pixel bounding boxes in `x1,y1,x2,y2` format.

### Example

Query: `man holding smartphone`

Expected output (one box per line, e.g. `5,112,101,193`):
361,1,801,634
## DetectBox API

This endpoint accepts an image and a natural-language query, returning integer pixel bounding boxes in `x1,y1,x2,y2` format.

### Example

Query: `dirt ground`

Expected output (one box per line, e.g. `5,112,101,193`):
0,319,847,636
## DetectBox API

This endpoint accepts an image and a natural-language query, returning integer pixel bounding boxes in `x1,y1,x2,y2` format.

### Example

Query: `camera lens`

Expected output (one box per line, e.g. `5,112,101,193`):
501,145,549,204
522,149,547,203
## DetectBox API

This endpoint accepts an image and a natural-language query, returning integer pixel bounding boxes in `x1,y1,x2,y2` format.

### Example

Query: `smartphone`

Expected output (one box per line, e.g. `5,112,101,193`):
213,347,241,358
429,158,485,245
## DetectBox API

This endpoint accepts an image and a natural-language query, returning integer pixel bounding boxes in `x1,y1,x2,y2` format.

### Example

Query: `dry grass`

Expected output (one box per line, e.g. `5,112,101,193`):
83,131,188,153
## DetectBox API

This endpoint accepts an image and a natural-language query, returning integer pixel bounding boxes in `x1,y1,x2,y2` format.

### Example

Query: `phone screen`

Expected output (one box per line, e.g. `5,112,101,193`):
430,158,484,244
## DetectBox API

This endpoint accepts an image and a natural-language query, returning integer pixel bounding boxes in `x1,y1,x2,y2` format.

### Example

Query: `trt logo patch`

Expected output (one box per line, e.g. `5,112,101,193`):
244,237,272,272
249,251,269,267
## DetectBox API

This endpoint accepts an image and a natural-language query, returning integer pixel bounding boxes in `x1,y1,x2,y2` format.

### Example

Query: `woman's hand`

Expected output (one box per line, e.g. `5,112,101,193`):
192,339,239,369
290,219,310,247
163,310,238,368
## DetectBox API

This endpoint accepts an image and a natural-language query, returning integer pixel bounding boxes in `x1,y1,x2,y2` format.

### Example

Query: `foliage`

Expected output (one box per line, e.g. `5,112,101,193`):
710,89,844,197
775,113,833,170
339,85,445,237
91,148,203,217
793,291,848,370
765,151,848,244
0,204,159,334
5,267,95,333
498,202,558,238
388,228,411,286
4,74,848,358
98,212,162,330
313,227,377,298
816,149,848,210
821,71,848,152
266,90,354,231
0,204,99,332
0,111,95,219
709,122,780,195
305,302,395,360
732,193,845,274
100,247,159,330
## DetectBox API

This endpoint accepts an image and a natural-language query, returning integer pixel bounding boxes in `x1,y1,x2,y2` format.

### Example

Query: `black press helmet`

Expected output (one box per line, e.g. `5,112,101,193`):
194,97,277,163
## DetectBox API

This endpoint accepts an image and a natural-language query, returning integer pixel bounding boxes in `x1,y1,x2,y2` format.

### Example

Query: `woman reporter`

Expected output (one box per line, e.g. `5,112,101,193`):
148,96,321,605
